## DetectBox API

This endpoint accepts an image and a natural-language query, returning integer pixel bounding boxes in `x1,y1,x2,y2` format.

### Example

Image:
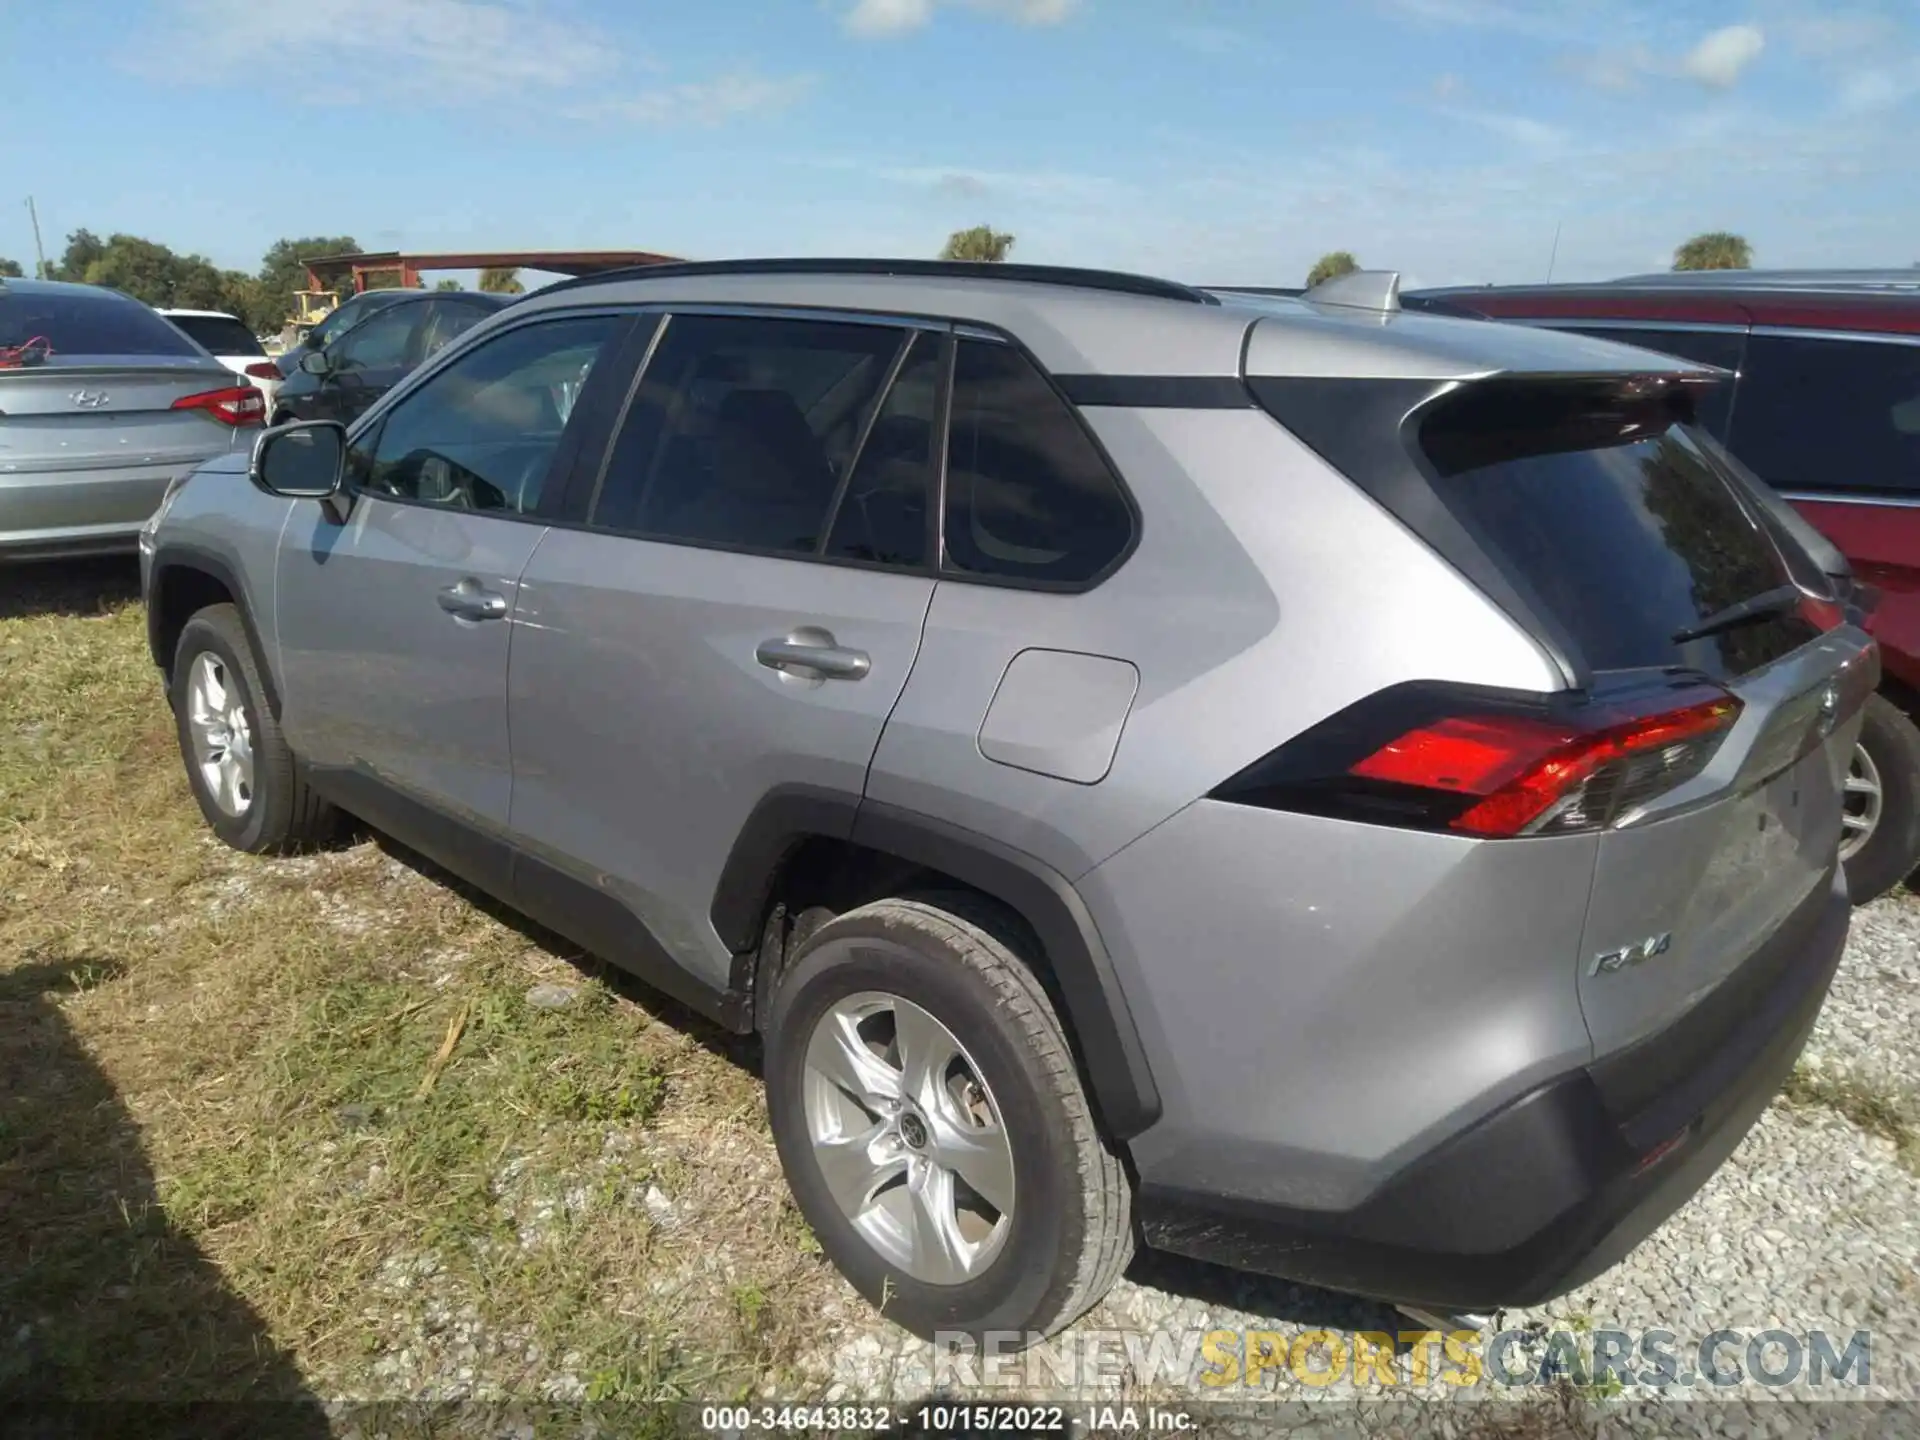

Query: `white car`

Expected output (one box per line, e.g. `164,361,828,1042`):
156,309,281,410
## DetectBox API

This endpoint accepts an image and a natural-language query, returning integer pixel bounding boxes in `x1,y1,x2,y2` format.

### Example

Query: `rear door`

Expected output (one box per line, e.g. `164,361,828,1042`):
507,309,942,993
1249,352,1873,1065
1403,377,1870,1059
310,301,429,424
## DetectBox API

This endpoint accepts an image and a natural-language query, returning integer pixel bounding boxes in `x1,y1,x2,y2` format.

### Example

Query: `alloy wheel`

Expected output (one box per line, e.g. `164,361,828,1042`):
801,991,1015,1285
1840,741,1883,866
186,652,255,818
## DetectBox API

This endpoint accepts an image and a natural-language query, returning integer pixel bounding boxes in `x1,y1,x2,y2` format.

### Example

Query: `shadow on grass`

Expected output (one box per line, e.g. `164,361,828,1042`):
0,558,143,621
0,955,329,1435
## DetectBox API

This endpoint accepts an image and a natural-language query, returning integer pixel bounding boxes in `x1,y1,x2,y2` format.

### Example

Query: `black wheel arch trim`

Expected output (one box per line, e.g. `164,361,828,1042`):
711,787,1164,1140
146,541,283,718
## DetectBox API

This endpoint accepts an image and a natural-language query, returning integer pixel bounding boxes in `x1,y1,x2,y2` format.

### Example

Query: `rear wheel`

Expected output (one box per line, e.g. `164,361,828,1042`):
764,896,1132,1344
172,604,337,854
1840,693,1920,904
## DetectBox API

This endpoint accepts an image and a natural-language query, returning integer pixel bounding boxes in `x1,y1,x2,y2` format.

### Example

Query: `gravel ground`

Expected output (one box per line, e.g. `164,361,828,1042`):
796,888,1920,1431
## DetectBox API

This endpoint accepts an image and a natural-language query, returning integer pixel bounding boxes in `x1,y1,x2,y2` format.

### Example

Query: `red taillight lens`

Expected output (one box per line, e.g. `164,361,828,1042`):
1355,695,1741,837
244,362,281,381
1210,680,1744,839
172,385,266,427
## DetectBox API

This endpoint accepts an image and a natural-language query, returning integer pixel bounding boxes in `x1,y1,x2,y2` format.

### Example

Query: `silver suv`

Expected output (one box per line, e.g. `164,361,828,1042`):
142,259,1873,1343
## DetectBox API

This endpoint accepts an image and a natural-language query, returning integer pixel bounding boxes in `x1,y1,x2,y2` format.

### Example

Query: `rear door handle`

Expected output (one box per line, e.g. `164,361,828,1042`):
436,578,509,621
756,632,871,681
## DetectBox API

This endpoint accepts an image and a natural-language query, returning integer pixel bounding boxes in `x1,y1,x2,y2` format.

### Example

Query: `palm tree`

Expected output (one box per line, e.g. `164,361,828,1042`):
1673,233,1752,271
477,267,525,294
940,226,1015,262
1306,251,1360,287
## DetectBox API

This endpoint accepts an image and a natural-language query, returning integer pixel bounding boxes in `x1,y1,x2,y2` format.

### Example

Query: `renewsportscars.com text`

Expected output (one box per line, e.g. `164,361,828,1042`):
929,1327,1873,1392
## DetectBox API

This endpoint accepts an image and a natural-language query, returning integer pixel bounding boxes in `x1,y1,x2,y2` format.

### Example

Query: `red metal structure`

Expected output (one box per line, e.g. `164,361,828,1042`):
301,248,680,294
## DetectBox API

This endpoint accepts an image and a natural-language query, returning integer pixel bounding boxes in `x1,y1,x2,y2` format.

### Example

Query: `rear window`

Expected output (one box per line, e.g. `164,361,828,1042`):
0,288,201,360
164,313,264,357
1729,333,1920,497
1419,379,1816,679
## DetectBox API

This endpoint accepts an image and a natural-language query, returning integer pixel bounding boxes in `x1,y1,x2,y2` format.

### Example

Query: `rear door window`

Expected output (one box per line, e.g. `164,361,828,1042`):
1564,325,1744,438
590,313,910,557
1419,378,1816,679
163,313,264,357
0,289,201,361
1729,333,1920,497
942,339,1133,585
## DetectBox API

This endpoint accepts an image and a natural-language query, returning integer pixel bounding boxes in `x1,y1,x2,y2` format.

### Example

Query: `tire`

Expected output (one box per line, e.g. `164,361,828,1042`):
1841,692,1920,905
764,895,1133,1345
171,603,337,854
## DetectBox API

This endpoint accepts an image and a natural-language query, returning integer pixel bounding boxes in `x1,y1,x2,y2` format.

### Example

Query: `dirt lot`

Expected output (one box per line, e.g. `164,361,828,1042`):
3,561,1916,1437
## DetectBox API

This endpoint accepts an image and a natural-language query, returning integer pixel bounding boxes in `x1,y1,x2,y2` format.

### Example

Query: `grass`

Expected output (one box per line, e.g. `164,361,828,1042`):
0,561,836,1404
1780,1063,1920,1177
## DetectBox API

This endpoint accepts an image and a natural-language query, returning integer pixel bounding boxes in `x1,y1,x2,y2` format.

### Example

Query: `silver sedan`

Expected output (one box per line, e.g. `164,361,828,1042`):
2,277,263,561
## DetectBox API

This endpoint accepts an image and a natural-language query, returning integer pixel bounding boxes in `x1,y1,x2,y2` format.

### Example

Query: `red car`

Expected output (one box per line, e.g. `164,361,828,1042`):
1412,270,1920,903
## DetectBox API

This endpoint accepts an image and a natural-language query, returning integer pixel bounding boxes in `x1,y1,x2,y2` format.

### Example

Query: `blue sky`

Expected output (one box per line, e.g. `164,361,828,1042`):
1,0,1915,292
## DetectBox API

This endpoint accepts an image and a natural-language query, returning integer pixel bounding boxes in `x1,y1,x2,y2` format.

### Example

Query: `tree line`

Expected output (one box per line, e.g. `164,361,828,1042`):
0,232,525,336
4,225,1810,322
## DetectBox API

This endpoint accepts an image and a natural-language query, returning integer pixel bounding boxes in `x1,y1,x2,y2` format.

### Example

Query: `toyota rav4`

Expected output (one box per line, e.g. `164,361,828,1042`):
142,259,1873,1342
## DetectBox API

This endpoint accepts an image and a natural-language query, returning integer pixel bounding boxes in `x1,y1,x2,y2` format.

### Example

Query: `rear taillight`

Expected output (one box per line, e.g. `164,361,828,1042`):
172,385,266,427
244,362,281,381
1210,680,1743,839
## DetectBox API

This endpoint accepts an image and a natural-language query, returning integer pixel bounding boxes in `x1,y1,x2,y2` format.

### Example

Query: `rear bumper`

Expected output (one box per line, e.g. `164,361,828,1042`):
1135,868,1850,1312
0,461,206,561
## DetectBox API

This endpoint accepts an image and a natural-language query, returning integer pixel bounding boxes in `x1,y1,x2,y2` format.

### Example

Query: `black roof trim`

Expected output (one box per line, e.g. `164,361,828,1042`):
532,257,1217,306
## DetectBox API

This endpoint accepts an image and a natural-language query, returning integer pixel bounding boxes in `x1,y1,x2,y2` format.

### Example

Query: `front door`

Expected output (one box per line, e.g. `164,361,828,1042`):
274,311,633,888
508,311,944,991
311,301,429,424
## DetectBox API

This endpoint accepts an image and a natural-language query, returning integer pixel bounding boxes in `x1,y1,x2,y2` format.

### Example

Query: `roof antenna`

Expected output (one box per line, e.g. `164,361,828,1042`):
1301,269,1402,314
1545,220,1562,283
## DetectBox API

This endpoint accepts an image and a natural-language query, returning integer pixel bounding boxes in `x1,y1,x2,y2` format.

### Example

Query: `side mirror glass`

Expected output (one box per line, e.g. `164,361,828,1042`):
251,421,346,501
299,349,332,376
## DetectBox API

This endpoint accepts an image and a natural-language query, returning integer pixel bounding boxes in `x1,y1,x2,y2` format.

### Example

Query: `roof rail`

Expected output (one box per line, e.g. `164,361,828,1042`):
1608,267,1920,291
1301,268,1402,314
532,257,1217,305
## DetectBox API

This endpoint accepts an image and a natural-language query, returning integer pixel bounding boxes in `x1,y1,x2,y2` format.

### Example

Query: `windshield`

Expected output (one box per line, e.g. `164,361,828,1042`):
164,313,264,356
0,289,201,363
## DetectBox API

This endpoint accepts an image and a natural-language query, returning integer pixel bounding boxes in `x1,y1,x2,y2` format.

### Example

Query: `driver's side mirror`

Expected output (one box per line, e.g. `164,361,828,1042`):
250,421,352,524
299,349,333,377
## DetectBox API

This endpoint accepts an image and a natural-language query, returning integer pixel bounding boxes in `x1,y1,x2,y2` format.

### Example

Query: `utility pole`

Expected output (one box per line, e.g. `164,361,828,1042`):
25,196,48,279
1545,220,1562,283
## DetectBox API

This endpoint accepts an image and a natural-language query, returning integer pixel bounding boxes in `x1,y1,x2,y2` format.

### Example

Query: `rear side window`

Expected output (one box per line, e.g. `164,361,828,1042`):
1565,326,1743,438
1419,379,1815,679
1729,334,1920,496
942,339,1132,585
163,313,264,357
0,289,200,361
592,313,909,557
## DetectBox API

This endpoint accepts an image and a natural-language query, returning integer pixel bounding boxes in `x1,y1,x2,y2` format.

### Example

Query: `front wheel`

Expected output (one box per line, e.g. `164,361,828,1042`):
171,603,338,854
1840,693,1920,904
764,896,1133,1344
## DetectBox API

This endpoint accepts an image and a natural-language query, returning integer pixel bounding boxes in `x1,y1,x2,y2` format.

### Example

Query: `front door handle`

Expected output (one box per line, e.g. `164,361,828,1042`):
436,578,508,621
756,632,871,681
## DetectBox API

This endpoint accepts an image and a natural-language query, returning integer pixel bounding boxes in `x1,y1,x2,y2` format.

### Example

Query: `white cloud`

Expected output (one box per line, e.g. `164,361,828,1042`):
569,72,817,126
842,0,1079,38
1680,25,1766,87
844,0,935,36
129,0,618,94
1442,107,1570,154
